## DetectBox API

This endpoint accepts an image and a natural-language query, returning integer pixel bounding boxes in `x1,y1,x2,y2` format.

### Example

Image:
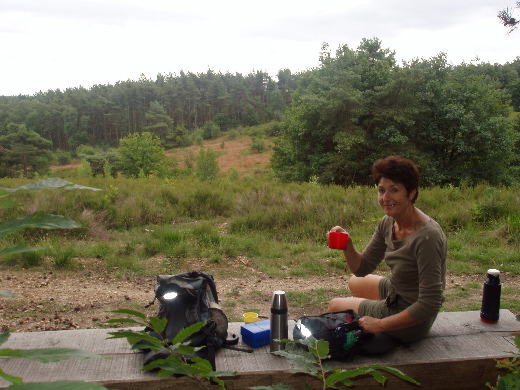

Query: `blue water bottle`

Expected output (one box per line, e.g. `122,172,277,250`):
480,269,501,323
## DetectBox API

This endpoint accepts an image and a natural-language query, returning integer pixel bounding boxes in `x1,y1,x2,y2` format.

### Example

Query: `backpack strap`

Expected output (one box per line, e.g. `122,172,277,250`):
188,271,220,304
200,322,218,370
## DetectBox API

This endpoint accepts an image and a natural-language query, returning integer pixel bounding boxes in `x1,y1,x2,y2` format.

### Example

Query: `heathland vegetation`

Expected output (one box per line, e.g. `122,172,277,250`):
0,38,519,186
0,38,519,316
0,173,518,300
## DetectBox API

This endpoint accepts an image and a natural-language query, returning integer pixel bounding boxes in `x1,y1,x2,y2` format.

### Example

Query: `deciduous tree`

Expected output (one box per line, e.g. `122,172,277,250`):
118,132,168,178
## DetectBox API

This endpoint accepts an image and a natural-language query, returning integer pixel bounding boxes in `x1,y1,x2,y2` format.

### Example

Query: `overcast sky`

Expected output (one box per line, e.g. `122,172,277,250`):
1,0,518,96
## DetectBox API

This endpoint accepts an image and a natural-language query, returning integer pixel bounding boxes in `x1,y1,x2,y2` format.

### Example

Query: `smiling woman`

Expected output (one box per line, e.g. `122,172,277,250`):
328,155,447,344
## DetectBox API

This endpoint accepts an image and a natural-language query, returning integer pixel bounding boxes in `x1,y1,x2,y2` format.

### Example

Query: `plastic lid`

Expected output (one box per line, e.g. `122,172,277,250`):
487,269,500,276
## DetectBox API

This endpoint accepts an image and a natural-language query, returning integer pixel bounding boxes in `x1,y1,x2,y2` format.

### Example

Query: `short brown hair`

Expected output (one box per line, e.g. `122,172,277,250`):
371,156,420,202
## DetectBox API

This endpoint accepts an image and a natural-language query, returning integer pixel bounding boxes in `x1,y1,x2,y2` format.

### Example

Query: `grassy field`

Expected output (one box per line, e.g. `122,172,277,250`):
1,135,519,320
1,174,518,274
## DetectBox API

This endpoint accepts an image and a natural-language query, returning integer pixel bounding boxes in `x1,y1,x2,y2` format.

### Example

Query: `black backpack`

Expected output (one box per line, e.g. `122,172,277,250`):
293,310,400,361
143,271,230,369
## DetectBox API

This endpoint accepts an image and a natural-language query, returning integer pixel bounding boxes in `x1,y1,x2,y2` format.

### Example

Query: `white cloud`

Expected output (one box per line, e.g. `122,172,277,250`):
0,0,517,95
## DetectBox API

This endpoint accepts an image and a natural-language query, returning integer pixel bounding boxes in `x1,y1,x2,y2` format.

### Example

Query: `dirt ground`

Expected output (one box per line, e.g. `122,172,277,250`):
2,257,518,333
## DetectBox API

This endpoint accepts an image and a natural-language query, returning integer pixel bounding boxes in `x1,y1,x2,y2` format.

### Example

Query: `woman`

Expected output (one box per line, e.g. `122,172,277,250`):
328,156,447,343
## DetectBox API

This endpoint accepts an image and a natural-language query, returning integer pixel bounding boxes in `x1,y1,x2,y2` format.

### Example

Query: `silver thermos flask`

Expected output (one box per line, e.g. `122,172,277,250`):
270,290,288,352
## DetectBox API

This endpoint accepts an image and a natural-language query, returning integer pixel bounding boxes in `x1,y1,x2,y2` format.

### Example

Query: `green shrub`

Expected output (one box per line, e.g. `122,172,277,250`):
178,188,232,219
3,249,43,267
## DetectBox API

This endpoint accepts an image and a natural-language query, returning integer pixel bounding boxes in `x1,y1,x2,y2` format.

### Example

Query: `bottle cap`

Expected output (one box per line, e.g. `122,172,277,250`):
271,290,287,312
487,269,500,277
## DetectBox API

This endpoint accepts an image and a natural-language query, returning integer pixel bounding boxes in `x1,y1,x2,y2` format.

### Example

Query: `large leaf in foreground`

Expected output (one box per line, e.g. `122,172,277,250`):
0,178,101,192
0,348,102,363
0,212,81,238
0,245,41,256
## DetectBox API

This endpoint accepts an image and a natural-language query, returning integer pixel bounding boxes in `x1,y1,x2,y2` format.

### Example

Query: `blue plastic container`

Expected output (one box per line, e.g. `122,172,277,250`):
240,320,271,347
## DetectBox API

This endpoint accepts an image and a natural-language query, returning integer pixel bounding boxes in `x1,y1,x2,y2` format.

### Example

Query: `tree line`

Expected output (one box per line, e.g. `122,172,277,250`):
0,68,297,151
0,38,519,186
272,39,520,186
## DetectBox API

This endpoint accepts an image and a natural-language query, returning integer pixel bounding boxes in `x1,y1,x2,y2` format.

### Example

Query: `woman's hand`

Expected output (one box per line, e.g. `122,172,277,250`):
329,225,347,234
358,316,384,334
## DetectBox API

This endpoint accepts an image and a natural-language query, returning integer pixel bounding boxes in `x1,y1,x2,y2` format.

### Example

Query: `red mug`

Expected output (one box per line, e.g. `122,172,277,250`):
328,231,349,250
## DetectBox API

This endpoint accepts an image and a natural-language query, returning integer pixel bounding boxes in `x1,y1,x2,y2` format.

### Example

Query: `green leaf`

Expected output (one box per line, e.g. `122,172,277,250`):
144,355,192,376
315,338,330,359
0,212,81,239
367,369,387,386
109,308,147,320
371,365,420,385
208,376,226,389
6,381,107,389
106,333,146,347
190,356,213,373
0,178,101,193
325,366,377,385
249,385,297,390
148,316,167,334
176,344,196,356
0,245,41,256
106,330,162,349
171,322,205,344
0,366,22,385
0,348,102,363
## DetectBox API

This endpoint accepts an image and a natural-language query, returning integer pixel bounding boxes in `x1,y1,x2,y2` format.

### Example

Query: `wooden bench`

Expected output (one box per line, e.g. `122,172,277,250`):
1,309,519,389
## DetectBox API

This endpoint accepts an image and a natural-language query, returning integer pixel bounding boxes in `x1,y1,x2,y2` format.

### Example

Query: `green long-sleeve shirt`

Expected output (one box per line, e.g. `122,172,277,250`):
357,216,447,323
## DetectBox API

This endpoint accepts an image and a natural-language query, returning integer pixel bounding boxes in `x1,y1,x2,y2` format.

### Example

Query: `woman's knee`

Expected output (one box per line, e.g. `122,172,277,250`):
348,274,383,300
328,297,364,313
328,298,342,313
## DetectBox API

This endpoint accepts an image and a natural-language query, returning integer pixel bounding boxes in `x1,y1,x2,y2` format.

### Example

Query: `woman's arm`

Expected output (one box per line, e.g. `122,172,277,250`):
359,309,418,333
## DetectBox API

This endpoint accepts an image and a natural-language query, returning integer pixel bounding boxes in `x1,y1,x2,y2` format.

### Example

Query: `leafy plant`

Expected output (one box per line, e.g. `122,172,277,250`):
118,132,168,178
0,178,100,256
487,333,520,390
106,308,236,389
251,337,419,390
0,331,106,389
195,147,219,181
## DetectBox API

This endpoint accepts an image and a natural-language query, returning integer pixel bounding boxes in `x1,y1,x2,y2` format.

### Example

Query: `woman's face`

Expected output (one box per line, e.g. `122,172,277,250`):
377,177,416,218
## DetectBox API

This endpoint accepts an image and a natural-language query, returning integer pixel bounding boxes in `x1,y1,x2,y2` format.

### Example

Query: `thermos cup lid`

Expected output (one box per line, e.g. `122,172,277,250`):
487,269,500,276
271,290,287,311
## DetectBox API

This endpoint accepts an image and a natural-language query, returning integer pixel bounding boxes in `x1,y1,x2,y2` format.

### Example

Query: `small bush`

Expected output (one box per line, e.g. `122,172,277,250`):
19,251,42,267
251,138,265,153
55,150,72,165
49,243,77,268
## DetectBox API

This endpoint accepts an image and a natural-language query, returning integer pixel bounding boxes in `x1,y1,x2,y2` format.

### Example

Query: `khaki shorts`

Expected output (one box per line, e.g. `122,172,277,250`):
358,277,436,343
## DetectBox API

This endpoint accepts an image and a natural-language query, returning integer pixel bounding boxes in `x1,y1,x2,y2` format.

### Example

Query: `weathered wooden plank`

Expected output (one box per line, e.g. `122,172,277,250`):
0,328,134,354
0,310,518,389
428,309,518,336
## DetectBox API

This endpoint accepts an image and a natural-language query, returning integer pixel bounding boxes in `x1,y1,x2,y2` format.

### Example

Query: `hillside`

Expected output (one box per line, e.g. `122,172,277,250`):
51,135,274,176
169,135,274,175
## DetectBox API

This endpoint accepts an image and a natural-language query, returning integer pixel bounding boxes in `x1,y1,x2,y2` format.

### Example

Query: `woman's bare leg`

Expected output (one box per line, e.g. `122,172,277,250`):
348,274,384,300
328,296,365,313
328,274,384,313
